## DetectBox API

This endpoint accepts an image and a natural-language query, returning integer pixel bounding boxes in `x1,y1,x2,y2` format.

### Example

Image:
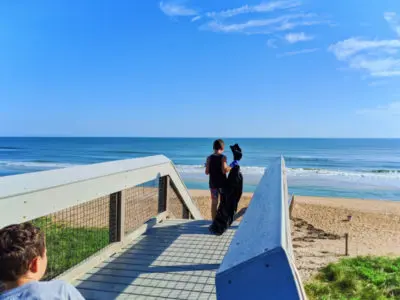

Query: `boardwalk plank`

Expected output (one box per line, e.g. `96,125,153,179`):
75,220,235,299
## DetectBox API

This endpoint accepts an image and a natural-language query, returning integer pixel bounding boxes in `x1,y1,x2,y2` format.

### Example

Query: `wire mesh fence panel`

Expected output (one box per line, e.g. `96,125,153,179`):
124,179,159,235
168,181,190,219
31,195,110,280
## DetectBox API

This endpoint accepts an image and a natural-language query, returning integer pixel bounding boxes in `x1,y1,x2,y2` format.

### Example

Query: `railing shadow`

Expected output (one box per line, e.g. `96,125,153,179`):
76,220,228,299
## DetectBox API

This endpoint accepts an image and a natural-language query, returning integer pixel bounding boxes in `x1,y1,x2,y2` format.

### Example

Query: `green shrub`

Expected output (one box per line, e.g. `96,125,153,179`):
305,257,400,300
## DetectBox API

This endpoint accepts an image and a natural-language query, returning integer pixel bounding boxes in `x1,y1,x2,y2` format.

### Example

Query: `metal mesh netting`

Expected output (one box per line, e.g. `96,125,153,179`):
168,181,190,219
124,180,159,234
12,177,191,281
31,196,110,280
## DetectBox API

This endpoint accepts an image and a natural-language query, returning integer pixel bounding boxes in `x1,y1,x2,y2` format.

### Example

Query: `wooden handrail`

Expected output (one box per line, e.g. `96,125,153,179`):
216,157,306,300
0,155,202,228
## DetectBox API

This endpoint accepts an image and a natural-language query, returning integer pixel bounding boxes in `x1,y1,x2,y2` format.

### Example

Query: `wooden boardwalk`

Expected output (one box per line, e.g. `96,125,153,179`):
74,220,237,299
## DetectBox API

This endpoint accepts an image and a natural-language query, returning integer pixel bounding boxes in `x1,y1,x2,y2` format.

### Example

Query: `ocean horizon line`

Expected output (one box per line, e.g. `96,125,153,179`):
1,136,400,140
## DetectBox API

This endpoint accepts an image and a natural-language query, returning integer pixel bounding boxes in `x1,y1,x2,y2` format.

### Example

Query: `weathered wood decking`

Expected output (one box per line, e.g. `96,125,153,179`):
74,220,237,299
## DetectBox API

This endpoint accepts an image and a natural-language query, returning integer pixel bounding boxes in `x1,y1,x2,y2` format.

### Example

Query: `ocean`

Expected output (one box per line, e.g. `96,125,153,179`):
1,137,400,201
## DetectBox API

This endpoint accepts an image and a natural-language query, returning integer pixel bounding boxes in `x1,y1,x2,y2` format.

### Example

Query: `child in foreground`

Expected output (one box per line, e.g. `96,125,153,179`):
0,223,85,300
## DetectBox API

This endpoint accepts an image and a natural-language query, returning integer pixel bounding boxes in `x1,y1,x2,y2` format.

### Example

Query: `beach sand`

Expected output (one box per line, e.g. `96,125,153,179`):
189,189,400,281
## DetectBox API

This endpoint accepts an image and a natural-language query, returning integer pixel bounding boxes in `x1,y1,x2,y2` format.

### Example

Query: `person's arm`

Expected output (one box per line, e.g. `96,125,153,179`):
222,155,231,174
205,157,210,175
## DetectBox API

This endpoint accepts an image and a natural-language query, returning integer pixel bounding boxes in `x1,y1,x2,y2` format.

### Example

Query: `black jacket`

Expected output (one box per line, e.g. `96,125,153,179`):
209,165,243,235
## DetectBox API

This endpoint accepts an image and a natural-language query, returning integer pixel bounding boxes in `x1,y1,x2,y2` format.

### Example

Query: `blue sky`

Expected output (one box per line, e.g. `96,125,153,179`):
1,0,400,137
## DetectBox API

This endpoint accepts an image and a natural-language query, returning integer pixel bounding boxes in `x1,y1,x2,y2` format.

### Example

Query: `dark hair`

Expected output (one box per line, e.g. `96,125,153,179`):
0,223,45,281
213,139,225,151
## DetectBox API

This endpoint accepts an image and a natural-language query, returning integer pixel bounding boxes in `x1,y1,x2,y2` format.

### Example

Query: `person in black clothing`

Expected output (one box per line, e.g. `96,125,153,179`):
209,144,243,235
205,139,230,220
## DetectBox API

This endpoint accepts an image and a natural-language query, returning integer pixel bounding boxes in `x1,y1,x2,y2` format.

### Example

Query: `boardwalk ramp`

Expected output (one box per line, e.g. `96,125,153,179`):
0,156,305,299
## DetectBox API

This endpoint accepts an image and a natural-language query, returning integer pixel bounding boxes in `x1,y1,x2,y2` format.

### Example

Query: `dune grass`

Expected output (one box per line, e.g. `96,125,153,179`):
32,217,109,279
305,256,400,300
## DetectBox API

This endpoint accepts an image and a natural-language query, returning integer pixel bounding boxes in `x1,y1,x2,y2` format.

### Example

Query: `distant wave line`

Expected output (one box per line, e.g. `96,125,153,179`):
176,165,400,178
0,146,23,150
0,160,77,169
105,150,159,155
0,160,399,178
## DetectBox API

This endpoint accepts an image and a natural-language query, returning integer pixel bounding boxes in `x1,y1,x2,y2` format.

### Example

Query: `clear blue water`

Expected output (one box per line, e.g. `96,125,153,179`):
1,137,400,200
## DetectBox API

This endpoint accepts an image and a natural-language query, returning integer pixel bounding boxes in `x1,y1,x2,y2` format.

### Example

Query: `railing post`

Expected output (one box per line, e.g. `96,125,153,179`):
182,206,190,219
289,194,295,220
158,176,169,213
109,191,124,243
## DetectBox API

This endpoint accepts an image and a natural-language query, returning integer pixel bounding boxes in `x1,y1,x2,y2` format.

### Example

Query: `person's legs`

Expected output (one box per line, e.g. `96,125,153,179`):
210,188,219,220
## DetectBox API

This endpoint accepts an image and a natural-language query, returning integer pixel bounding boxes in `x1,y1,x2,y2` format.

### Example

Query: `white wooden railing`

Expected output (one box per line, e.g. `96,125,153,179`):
216,157,306,299
0,155,202,281
0,155,202,228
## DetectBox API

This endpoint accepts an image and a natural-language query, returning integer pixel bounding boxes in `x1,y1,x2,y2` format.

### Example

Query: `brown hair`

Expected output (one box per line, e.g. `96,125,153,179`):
0,223,45,281
213,139,225,151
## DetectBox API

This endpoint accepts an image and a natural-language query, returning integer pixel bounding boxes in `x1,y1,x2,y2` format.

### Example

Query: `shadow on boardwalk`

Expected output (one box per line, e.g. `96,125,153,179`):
76,220,237,299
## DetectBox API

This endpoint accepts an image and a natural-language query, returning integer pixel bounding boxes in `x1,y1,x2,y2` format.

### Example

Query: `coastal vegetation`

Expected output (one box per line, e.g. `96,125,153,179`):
33,217,109,279
305,256,400,300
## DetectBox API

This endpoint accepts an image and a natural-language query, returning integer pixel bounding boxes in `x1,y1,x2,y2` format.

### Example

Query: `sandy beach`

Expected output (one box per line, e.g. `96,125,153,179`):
189,189,400,281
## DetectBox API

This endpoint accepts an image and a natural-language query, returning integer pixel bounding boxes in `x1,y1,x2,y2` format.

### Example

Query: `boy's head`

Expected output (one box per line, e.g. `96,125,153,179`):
213,139,225,153
0,223,47,284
